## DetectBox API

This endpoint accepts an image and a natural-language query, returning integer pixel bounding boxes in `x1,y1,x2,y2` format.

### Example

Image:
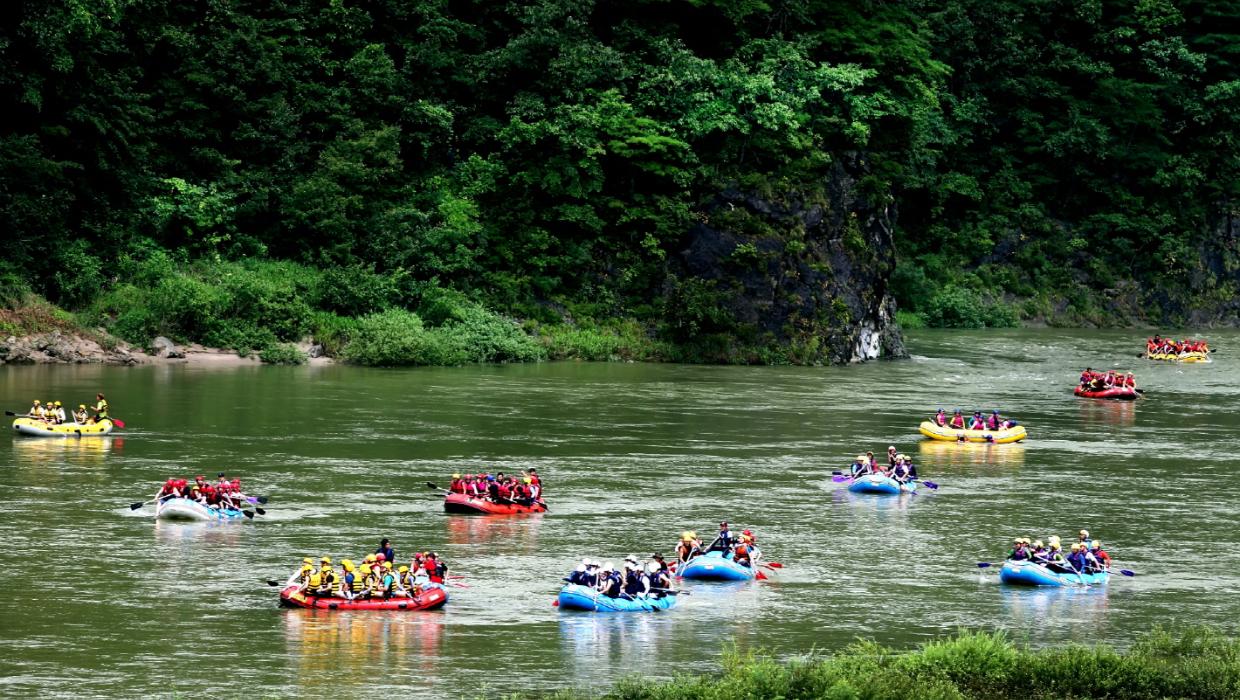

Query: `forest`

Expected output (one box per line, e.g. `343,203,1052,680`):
4,0,1240,364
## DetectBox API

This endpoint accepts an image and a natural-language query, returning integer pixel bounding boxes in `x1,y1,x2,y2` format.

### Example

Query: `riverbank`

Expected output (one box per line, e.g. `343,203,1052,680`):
536,627,1239,700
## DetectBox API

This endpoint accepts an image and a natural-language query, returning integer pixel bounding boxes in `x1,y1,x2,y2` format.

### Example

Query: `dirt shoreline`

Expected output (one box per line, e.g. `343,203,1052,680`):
0,330,332,367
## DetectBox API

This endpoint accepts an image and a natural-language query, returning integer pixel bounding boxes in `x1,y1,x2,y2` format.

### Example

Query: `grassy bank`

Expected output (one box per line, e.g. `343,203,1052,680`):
3,257,671,365
530,628,1240,700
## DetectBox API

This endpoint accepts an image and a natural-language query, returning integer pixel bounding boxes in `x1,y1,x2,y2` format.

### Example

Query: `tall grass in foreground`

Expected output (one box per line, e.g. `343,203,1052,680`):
525,628,1240,700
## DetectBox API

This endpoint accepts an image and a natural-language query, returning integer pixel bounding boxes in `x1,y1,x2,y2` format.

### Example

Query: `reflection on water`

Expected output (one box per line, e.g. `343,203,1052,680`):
1075,399,1136,429
830,488,916,514
445,513,544,553
153,518,246,547
558,612,675,682
283,610,444,686
998,584,1112,641
11,435,116,466
917,440,1026,470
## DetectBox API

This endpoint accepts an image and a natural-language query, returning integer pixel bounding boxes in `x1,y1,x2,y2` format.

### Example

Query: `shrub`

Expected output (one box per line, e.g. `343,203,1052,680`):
315,266,399,316
259,343,307,365
924,285,1018,329
342,308,455,366
438,304,544,363
310,311,358,357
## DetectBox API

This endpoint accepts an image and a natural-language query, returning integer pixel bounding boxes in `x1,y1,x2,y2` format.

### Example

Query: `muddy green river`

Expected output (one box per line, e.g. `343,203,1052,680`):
2,329,1238,697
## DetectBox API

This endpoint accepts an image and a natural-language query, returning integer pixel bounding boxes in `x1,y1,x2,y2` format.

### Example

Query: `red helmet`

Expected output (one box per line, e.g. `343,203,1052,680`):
375,553,386,562
195,475,205,481
742,529,753,536
177,479,187,487
231,478,240,485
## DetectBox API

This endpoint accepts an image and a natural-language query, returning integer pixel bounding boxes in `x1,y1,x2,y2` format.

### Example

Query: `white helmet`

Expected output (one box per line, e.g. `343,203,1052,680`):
625,554,638,562
646,562,660,574
603,562,614,572
574,564,586,573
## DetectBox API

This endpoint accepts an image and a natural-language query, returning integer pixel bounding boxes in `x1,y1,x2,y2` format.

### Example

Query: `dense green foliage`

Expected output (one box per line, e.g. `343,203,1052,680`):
536,627,1240,700
4,0,1240,358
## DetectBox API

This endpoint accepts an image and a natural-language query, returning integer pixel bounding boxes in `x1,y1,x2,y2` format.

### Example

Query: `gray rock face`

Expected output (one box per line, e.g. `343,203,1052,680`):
151,336,185,359
0,331,145,365
669,154,907,364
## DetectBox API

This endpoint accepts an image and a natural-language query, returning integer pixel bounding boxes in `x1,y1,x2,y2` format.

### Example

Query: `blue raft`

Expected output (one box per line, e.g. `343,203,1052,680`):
678,550,757,581
847,473,917,495
556,584,677,612
999,560,1109,587
154,497,248,522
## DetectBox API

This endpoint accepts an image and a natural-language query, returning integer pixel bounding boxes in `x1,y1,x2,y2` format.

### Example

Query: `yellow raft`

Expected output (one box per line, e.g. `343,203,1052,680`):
11,417,113,437
1145,351,1210,363
918,421,1027,444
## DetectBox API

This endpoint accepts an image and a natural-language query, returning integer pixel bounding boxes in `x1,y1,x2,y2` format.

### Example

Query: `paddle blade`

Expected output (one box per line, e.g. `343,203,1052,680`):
129,502,145,510
266,579,280,586
254,507,266,515
765,561,784,568
552,599,559,607
831,470,843,476
922,480,939,489
243,510,255,519
111,419,125,429
1120,569,1136,577
425,482,440,490
258,496,269,504
831,475,851,483
756,570,768,580
976,562,992,568
4,411,15,416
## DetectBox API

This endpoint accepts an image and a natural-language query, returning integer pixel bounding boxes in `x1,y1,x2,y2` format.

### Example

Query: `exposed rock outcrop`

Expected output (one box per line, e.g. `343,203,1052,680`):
0,330,148,365
668,155,907,364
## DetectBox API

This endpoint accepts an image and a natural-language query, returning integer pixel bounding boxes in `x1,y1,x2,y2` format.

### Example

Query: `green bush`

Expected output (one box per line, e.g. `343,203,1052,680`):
438,304,544,363
924,285,1018,329
894,309,927,329
310,311,358,357
259,342,307,365
316,265,399,316
342,308,455,366
539,320,668,361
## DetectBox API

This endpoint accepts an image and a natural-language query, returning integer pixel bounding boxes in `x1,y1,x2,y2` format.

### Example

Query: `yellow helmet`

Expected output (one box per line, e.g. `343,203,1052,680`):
78,404,86,409
856,455,866,462
364,554,376,563
682,531,693,541
302,557,314,565
54,401,62,406
452,473,461,479
1091,540,1101,549
524,477,532,484
1079,529,1089,537
383,561,393,569
301,564,312,572
32,400,40,404
399,565,409,573
320,556,331,564
1070,543,1081,551
341,559,355,572
360,564,372,574
1033,540,1044,548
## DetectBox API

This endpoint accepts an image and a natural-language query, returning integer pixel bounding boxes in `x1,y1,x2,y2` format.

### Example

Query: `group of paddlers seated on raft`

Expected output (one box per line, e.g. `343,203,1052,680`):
292,539,448,599
1146,336,1209,355
675,521,761,567
850,445,919,482
932,409,1018,431
448,470,543,504
1006,530,1112,574
566,552,676,599
156,473,252,510
1079,369,1137,391
22,394,109,424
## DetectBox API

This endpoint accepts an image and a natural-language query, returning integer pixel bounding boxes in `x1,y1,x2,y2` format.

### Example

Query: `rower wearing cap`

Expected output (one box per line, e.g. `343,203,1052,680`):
676,531,701,563
850,455,872,478
1007,538,1031,561
711,521,734,552
25,400,42,420
887,445,898,467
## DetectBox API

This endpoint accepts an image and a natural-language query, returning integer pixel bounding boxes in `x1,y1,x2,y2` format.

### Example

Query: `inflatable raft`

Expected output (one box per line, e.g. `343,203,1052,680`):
1145,351,1210,363
678,550,758,581
999,560,1109,587
443,493,546,515
279,584,448,611
556,583,677,612
848,473,917,494
12,417,113,437
1074,386,1138,400
919,421,1027,444
155,497,247,522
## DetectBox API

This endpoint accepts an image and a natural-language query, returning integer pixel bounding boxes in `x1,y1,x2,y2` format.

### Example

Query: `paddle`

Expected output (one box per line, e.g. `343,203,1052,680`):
129,496,158,510
244,496,270,505
920,480,940,490
650,588,689,595
1117,569,1136,577
110,418,126,429
976,562,993,568
425,481,447,493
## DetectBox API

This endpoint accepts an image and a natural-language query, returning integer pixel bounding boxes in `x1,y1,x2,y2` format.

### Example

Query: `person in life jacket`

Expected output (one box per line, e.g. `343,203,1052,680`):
527,468,541,493
157,479,179,501
425,553,446,584
676,531,701,563
1124,372,1136,389
51,401,66,424
934,409,947,427
592,563,617,598
337,560,357,600
72,404,88,424
1088,540,1111,572
732,535,754,568
356,564,377,598
568,563,588,585
92,393,109,421
1041,537,1070,573
25,399,42,420
1077,529,1090,547
1066,543,1090,574
449,474,465,494
622,562,648,598
968,411,986,430
850,455,872,478
892,456,913,483
986,411,1002,430
711,521,734,552
948,410,966,429
1006,538,1031,561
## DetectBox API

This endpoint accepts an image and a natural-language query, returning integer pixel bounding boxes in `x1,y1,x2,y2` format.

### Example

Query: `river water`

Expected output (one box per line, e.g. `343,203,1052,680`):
2,329,1238,697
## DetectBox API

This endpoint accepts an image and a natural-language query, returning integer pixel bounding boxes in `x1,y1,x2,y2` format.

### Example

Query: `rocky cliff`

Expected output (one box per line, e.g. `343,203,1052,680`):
667,155,907,364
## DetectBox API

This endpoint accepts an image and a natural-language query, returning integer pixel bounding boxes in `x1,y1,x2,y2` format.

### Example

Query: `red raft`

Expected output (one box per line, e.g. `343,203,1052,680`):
1074,385,1138,400
443,492,547,515
279,585,448,611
